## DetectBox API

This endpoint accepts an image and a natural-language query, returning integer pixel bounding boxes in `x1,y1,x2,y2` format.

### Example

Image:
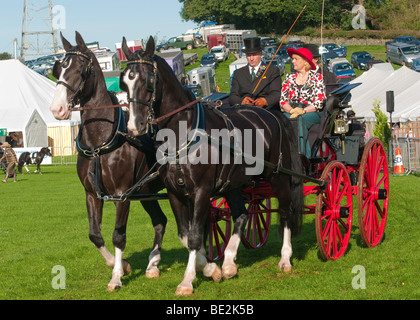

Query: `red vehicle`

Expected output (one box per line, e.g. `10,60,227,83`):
115,39,143,62
207,34,226,51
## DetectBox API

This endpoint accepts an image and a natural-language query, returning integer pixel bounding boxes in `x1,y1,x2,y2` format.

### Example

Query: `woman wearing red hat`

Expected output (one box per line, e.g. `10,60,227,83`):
280,47,326,158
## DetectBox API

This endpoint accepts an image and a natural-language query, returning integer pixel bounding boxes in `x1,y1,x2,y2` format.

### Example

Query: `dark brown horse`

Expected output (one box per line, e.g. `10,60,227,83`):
49,32,167,291
120,36,304,296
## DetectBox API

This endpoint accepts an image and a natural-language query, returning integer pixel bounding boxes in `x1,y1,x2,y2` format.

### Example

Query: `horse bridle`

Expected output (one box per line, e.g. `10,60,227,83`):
124,57,159,126
54,50,94,109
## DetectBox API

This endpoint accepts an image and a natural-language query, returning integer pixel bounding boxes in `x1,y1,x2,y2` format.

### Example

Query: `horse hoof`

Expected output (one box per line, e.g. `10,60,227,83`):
122,260,131,275
107,283,122,292
145,269,160,279
222,265,238,280
278,263,292,272
175,286,193,296
211,265,222,283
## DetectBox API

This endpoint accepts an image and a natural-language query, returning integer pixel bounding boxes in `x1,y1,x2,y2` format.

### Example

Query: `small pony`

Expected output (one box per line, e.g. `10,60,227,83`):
18,152,32,174
31,147,52,175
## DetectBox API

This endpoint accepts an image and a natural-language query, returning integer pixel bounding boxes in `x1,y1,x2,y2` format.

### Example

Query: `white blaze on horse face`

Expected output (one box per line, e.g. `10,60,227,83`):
50,59,72,120
123,71,141,134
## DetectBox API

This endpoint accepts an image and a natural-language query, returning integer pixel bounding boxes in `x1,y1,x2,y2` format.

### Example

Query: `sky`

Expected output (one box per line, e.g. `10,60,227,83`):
0,0,199,59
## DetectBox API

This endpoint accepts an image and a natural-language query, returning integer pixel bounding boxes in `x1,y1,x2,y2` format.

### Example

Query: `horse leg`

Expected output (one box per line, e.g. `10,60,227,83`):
37,163,42,175
170,191,219,296
140,200,167,279
275,173,303,272
278,218,293,272
86,193,130,290
107,201,131,292
221,189,248,279
24,164,30,174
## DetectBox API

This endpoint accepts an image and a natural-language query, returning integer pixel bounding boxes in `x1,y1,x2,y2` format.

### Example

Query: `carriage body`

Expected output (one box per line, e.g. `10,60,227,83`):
206,82,389,261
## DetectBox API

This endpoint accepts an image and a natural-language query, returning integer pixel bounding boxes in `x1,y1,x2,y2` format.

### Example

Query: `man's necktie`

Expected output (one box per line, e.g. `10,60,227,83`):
251,67,255,81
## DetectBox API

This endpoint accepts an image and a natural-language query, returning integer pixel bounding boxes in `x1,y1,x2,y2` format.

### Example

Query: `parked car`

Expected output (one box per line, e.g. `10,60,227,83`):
260,37,277,47
276,48,291,64
350,51,374,70
157,36,195,52
322,52,339,71
386,42,420,66
262,56,285,76
386,36,420,48
320,43,347,58
367,59,385,69
331,61,356,81
410,58,420,72
209,45,229,62
200,53,218,68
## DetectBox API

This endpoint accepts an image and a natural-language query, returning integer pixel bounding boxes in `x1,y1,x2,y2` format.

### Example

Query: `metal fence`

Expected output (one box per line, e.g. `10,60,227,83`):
391,137,420,174
50,146,78,165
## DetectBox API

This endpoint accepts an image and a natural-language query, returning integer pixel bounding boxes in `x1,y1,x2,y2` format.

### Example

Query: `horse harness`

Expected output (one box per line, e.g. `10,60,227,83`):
53,50,95,109
120,57,159,133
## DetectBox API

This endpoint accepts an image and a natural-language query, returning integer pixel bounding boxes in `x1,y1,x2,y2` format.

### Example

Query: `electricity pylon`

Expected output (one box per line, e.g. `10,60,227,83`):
21,0,59,60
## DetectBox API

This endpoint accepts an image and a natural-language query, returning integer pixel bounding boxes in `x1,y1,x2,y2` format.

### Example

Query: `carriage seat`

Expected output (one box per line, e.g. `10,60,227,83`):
307,95,340,157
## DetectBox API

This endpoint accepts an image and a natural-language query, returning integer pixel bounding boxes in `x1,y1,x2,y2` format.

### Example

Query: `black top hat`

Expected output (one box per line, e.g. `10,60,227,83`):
243,37,262,54
303,43,321,59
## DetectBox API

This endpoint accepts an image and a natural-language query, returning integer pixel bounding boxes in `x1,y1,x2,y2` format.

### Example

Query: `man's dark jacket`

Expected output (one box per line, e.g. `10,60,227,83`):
229,63,282,109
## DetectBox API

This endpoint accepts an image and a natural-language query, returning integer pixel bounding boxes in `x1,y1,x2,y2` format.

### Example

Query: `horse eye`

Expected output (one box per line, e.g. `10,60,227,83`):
129,71,135,80
62,58,70,68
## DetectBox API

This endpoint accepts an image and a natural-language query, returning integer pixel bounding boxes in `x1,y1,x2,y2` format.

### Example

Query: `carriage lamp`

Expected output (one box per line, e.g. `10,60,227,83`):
334,111,347,135
334,110,348,155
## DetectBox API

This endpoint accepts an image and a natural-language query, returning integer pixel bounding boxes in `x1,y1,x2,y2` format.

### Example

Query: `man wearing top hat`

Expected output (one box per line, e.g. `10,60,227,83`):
229,37,282,109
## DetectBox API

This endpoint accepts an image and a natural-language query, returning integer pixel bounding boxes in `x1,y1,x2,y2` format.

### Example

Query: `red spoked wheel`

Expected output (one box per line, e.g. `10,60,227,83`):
207,197,232,261
316,161,353,260
357,138,389,247
241,197,273,249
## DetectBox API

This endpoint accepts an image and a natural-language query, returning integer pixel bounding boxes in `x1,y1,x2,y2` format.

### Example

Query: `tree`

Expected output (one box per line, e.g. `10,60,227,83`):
0,52,12,60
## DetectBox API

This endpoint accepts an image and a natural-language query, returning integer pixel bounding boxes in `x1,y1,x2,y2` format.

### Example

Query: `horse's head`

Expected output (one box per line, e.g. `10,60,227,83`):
49,31,95,120
42,147,52,157
120,36,159,135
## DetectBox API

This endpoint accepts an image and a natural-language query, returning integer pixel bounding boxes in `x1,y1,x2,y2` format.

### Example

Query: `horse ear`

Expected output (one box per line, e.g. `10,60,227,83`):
75,31,89,52
60,32,72,51
144,36,155,58
121,37,133,60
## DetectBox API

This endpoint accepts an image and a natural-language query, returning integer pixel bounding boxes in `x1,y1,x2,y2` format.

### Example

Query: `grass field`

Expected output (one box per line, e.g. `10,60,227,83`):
0,163,419,301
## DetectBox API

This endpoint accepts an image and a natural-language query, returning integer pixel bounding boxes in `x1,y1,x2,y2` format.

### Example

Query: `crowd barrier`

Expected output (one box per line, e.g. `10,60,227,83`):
391,138,420,174
49,146,78,165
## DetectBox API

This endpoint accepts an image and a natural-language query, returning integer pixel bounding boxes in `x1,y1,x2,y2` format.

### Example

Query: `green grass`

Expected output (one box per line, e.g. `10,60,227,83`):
0,164,419,300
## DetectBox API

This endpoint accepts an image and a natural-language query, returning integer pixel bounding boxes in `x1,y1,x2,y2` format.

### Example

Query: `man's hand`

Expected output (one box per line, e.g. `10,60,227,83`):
290,112,300,119
241,97,255,105
253,97,267,108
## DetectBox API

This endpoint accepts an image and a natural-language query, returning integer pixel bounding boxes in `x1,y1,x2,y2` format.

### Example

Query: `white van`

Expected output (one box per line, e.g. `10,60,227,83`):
209,45,229,62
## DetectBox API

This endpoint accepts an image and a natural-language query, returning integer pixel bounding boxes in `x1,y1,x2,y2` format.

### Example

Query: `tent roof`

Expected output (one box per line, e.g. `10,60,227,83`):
0,59,80,128
349,63,420,122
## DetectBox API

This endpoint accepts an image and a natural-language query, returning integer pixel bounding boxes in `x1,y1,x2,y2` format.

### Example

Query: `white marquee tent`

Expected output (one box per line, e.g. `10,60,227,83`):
0,59,80,152
349,63,420,123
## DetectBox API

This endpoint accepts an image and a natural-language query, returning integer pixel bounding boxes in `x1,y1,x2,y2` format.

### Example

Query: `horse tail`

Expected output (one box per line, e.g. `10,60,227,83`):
273,110,304,237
